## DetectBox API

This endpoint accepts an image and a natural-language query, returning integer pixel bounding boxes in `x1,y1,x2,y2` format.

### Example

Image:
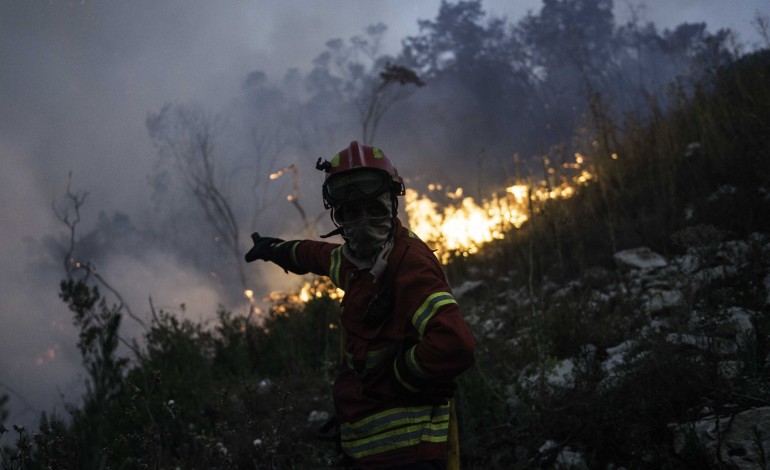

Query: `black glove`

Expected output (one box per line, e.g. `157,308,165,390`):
244,233,283,263
392,339,457,404
244,232,309,274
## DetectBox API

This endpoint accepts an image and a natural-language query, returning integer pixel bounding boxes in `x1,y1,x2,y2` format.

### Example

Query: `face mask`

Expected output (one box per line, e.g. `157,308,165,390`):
340,216,392,259
338,193,393,259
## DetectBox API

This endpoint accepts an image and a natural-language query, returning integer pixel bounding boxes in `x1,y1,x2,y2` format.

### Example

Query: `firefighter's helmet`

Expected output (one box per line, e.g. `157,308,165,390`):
316,141,405,209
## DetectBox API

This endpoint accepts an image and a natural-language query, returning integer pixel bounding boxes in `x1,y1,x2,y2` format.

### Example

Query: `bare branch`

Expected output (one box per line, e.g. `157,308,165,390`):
359,62,424,144
269,164,317,238
53,174,146,356
52,172,89,281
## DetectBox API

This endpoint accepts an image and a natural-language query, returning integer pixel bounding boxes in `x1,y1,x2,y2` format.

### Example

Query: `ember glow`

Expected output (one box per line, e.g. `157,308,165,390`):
405,158,596,263
265,278,344,315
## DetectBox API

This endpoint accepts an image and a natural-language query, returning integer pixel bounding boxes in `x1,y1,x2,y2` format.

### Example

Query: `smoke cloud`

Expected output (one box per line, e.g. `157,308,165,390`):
1,0,767,441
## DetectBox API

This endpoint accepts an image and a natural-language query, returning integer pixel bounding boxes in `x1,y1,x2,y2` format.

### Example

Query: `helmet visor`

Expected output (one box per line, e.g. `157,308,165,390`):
324,169,391,206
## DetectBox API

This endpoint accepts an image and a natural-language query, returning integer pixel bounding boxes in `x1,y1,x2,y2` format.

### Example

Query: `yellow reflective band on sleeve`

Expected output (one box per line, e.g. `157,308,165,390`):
289,241,300,267
372,147,384,159
345,344,399,372
329,246,343,288
341,404,450,460
393,360,420,393
331,154,341,167
276,241,299,264
411,292,457,338
274,241,301,270
405,345,431,380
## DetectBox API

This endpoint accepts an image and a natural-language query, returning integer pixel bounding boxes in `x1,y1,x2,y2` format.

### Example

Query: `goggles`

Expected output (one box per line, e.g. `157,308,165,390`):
333,196,391,224
323,169,393,207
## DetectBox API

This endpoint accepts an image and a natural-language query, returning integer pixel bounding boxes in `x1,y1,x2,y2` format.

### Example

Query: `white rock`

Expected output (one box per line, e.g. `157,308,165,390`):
670,406,770,469
643,288,683,314
692,265,737,284
707,185,736,202
555,446,587,469
547,358,576,388
539,440,558,453
665,333,738,356
452,280,485,299
215,442,228,455
672,253,701,274
482,318,504,338
718,240,752,263
685,142,701,157
717,360,742,380
724,307,754,336
307,410,330,424
606,340,638,357
257,378,273,392
614,247,668,270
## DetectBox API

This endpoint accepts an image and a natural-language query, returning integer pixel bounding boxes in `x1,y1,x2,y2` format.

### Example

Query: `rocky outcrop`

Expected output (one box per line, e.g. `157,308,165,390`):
670,406,770,469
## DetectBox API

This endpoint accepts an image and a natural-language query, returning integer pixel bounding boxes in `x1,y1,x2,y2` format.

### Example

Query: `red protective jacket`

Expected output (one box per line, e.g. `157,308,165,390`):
286,219,476,468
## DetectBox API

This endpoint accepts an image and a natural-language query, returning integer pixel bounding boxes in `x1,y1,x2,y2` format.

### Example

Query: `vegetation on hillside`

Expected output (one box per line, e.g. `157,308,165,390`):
2,46,768,469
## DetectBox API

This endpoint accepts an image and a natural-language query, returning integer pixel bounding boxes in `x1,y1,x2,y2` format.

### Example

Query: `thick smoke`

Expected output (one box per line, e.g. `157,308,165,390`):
1,0,767,442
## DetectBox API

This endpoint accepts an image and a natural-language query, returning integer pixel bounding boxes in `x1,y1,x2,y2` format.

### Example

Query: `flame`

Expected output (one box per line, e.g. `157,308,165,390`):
405,156,596,263
264,278,344,316
405,189,529,262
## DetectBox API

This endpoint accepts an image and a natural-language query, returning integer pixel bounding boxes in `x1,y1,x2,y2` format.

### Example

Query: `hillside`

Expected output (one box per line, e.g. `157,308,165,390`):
448,48,770,468
2,50,769,470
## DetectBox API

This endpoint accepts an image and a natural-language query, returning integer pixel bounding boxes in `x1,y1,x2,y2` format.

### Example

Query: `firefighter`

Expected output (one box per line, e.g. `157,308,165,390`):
245,141,476,469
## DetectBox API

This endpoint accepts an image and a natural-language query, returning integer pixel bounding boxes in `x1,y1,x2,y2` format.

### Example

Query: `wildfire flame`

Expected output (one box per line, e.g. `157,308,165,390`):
405,160,596,263
264,278,344,315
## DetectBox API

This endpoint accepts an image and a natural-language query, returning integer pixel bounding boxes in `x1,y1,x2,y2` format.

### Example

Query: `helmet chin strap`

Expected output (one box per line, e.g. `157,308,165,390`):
319,225,344,239
319,205,345,238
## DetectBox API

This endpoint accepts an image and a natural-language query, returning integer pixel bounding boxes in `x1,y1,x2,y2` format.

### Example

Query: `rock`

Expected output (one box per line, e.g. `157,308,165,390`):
453,279,485,299
555,447,587,470
688,308,755,343
642,288,684,314
482,318,504,338
724,307,754,338
307,410,330,424
538,440,588,469
614,247,668,270
693,265,738,284
546,358,576,388
257,378,273,393
717,360,742,380
519,358,577,390
665,333,739,356
685,142,701,157
707,185,737,202
672,253,701,274
670,406,770,469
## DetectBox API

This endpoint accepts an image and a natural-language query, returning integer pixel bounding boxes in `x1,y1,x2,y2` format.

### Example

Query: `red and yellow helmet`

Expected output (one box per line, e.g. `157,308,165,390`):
316,141,406,209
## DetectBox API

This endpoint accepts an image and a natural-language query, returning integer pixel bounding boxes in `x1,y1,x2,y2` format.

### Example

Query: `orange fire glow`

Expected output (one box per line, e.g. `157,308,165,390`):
265,278,344,315
405,165,595,263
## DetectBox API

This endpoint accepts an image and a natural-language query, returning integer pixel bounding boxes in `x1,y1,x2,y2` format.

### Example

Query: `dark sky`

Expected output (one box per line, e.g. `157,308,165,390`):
1,0,767,436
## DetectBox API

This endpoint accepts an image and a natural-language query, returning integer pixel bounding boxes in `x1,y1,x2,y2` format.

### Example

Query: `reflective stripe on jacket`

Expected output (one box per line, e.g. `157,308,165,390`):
293,219,476,467
341,403,451,460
